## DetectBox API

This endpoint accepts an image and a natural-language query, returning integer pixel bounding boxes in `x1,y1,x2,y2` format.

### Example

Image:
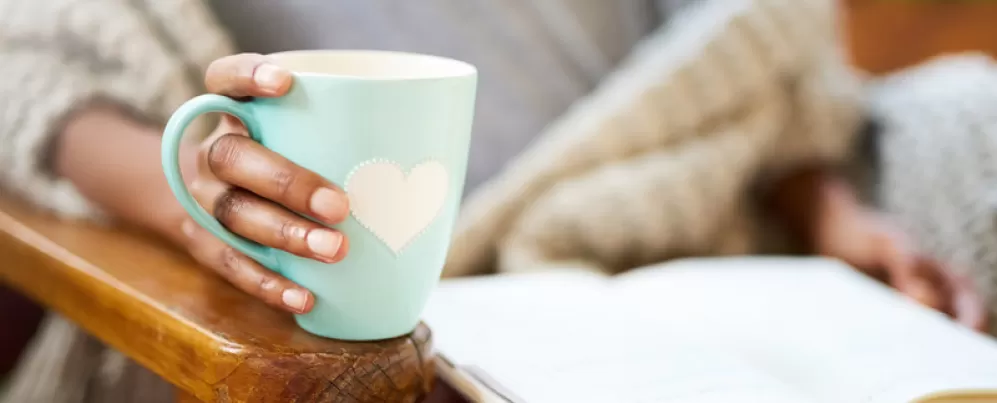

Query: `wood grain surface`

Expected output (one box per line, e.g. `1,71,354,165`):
0,198,435,402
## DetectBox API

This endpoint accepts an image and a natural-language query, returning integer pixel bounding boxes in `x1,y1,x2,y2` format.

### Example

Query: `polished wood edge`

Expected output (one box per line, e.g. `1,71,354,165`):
0,209,436,402
0,209,234,393
210,326,435,402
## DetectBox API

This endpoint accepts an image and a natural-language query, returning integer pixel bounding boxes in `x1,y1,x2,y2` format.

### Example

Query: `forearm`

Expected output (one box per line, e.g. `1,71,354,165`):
53,104,198,245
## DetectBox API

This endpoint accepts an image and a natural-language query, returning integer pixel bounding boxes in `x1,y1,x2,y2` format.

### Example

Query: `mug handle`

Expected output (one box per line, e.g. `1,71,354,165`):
161,94,278,269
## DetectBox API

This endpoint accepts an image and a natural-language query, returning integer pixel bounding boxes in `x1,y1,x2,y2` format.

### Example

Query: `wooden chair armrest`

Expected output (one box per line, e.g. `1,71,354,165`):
0,198,434,402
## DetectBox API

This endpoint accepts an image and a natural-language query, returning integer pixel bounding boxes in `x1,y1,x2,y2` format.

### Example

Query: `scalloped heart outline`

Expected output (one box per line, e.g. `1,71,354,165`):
344,159,449,254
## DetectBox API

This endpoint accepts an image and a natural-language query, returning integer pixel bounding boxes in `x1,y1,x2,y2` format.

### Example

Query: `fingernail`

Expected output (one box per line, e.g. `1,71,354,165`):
306,229,343,261
282,289,309,312
182,220,196,238
253,63,289,92
310,188,347,223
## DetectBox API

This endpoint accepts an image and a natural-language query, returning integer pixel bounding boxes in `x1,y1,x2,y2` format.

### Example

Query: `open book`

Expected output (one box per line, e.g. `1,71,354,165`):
423,257,997,403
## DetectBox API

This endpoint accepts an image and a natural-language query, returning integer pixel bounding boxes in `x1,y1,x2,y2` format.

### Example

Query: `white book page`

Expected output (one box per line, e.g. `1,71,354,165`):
612,257,997,403
424,270,814,403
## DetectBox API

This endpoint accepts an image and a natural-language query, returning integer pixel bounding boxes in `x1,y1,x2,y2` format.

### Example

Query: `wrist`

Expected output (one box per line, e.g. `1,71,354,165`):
55,105,198,245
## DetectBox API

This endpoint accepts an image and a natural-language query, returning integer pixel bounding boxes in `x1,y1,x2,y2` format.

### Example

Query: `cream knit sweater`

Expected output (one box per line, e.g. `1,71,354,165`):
1,0,232,219
5,0,997,401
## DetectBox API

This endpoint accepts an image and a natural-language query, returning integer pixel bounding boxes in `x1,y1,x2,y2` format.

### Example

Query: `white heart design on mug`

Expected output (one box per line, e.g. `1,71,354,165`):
345,160,449,253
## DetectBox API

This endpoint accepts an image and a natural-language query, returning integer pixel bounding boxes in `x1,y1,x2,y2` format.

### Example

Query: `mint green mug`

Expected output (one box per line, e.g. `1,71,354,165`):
161,50,477,340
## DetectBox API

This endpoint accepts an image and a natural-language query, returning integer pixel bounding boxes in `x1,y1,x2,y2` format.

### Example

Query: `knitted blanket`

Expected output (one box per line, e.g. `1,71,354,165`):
444,0,864,277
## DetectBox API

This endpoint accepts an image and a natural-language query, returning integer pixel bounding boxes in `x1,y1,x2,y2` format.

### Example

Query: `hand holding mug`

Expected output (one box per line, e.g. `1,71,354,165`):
164,50,477,340
179,53,350,315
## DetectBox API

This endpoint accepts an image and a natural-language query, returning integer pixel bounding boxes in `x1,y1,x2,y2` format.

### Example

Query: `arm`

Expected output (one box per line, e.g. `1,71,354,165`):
54,104,197,246
48,54,354,316
1,2,351,314
0,0,219,220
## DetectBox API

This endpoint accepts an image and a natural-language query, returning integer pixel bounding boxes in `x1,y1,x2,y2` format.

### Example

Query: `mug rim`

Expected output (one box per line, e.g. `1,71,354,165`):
267,49,477,81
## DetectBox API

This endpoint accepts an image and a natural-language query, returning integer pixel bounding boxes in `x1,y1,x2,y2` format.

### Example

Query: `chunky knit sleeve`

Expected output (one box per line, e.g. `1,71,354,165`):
0,0,231,219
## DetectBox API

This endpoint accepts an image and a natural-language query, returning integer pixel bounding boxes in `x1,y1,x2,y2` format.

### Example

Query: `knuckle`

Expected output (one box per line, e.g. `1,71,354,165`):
207,134,245,174
217,246,242,276
271,168,298,198
213,188,248,226
277,220,301,247
257,275,281,297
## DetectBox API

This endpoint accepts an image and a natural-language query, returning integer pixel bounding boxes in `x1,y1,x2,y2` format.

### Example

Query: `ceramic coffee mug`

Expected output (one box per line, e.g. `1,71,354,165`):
161,50,477,340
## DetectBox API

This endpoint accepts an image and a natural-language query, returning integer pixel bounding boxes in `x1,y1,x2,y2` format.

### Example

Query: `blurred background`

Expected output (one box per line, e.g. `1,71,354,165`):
844,0,997,76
